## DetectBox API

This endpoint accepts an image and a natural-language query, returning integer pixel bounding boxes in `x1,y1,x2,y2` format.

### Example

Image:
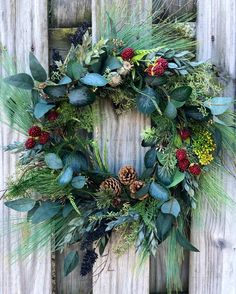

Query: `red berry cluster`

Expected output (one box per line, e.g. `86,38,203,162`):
146,57,168,77
47,110,59,121
176,149,201,175
121,47,135,61
179,128,191,140
25,126,50,149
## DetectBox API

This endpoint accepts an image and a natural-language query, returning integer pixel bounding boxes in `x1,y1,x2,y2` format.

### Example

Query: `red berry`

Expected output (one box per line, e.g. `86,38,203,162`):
176,149,187,161
25,138,36,149
157,57,168,69
47,110,59,121
179,129,191,140
146,64,165,76
121,48,135,60
178,159,190,171
28,126,41,137
189,163,201,176
39,131,50,145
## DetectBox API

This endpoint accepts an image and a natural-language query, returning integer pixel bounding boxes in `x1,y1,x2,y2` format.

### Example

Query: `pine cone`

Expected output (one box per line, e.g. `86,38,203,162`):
118,165,137,185
99,177,122,196
129,180,148,200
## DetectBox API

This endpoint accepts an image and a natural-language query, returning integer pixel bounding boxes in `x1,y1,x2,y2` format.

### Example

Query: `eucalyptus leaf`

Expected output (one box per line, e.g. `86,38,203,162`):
5,198,36,212
34,102,55,119
80,73,108,87
156,212,175,241
104,56,122,71
59,76,72,85
145,76,167,87
171,100,185,108
29,52,47,82
149,182,169,201
161,198,181,218
58,166,73,186
45,153,63,170
176,229,199,252
67,61,86,80
168,62,178,69
44,85,67,98
164,101,177,119
31,201,61,224
68,87,96,106
4,73,34,90
144,148,157,168
71,176,86,189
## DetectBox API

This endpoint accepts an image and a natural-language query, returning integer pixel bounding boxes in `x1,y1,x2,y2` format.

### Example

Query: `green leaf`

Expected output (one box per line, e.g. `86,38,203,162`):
59,76,72,85
149,182,169,201
171,100,185,108
62,203,73,218
68,87,96,106
168,62,178,69
144,148,157,168
145,76,168,87
4,73,34,90
167,170,185,188
104,56,122,71
44,85,67,98
161,198,180,218
156,151,166,165
71,176,86,189
136,87,160,114
34,102,55,119
185,106,210,121
204,97,232,115
164,101,177,119
64,251,79,276
58,166,73,186
29,52,47,82
136,183,150,199
80,73,108,87
106,12,117,38
67,61,86,80
156,212,175,241
31,201,61,224
170,86,192,102
5,198,36,212
156,166,173,186
45,153,63,170
176,229,199,252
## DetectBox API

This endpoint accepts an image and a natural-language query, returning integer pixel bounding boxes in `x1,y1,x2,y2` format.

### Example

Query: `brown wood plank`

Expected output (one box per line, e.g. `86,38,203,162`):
0,1,51,294
50,0,91,27
92,1,151,293
189,0,236,293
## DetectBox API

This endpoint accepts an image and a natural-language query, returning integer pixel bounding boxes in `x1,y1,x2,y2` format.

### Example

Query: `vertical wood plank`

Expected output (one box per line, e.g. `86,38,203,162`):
189,0,236,293
50,0,91,27
49,2,93,293
0,1,52,294
157,0,196,17
92,1,151,294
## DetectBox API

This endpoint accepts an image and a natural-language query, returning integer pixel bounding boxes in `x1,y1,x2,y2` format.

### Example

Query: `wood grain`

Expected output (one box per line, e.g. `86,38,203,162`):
0,1,51,294
157,0,196,17
189,0,236,293
92,1,151,293
50,0,91,27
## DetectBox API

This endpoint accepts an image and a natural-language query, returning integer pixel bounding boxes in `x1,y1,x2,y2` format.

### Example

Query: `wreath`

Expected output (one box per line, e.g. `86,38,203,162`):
0,11,235,293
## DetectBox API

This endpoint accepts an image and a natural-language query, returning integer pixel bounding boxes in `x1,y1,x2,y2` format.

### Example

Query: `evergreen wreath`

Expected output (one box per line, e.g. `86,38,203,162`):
0,8,235,293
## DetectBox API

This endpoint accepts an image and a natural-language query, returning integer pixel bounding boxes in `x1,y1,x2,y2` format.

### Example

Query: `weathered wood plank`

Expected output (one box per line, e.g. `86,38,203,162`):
92,1,151,293
50,0,91,27
0,1,51,294
189,0,236,293
49,2,93,294
157,0,196,17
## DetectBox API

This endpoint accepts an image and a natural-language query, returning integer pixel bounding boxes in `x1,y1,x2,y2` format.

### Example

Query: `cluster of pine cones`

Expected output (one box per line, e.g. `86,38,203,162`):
99,165,148,207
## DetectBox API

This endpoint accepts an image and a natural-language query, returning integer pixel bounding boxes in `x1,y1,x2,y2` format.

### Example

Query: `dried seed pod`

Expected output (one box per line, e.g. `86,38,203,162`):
108,72,123,87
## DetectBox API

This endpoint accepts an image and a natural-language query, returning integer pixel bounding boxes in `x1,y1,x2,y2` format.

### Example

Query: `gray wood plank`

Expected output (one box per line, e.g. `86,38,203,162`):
50,0,91,27
92,1,151,293
189,0,236,293
0,1,51,294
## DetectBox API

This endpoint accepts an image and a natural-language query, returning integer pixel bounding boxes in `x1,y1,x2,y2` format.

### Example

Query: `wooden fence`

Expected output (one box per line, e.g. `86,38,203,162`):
0,0,236,293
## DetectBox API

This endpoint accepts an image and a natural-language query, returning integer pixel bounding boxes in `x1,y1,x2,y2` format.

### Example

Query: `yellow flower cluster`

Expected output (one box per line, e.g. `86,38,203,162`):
192,129,216,165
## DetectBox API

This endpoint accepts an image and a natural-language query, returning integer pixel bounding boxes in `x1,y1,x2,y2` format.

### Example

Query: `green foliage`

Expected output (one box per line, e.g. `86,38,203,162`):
29,52,47,82
5,198,36,212
64,251,79,277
